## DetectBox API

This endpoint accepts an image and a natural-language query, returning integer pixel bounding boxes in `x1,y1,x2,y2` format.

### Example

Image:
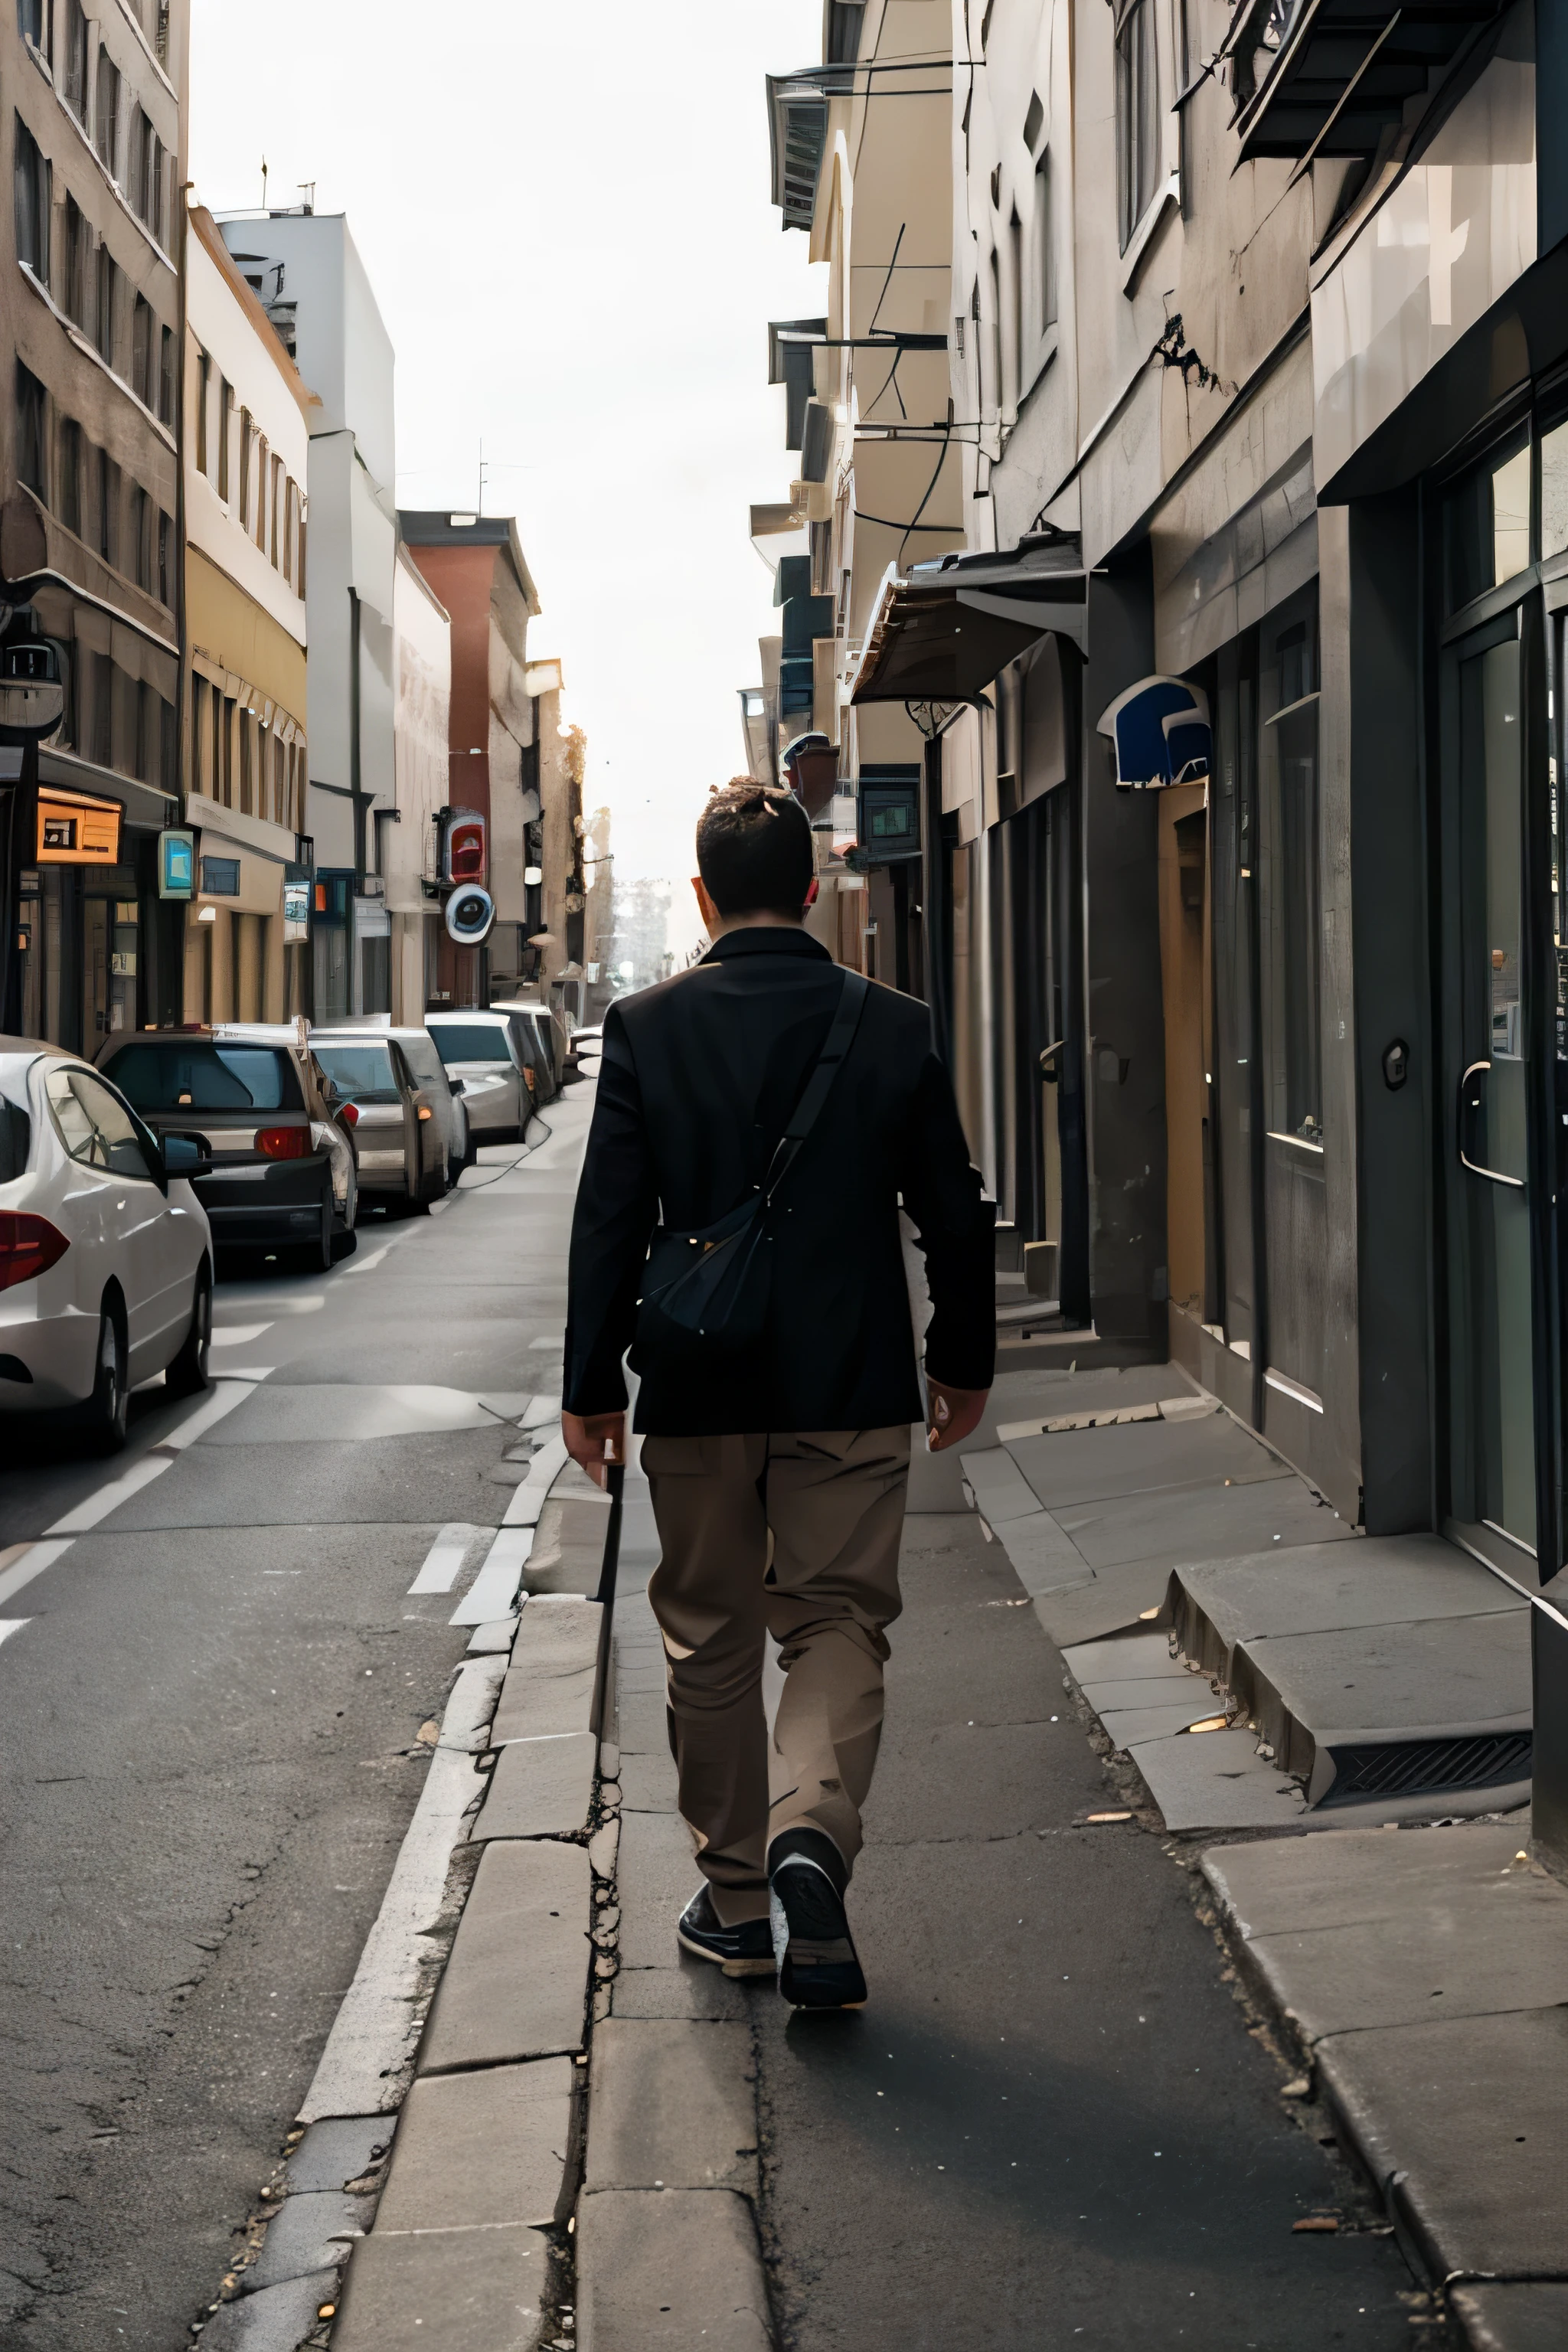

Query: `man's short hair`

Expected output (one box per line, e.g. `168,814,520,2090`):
696,781,815,917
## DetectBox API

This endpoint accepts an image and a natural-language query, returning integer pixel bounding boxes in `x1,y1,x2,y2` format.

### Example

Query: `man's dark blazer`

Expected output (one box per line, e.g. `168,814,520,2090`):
564,926,995,1436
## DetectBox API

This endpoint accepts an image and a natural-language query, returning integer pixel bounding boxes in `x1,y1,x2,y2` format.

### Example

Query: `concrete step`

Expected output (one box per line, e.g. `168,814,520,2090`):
1170,1537,1532,1810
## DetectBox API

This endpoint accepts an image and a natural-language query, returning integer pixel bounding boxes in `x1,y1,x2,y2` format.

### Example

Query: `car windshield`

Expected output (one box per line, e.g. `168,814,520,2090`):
313,1044,400,1103
103,1043,303,1113
430,1025,512,1066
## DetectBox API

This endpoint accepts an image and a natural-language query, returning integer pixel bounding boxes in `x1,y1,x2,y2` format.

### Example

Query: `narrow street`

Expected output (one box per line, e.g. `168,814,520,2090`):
0,1109,586,2352
2,1086,1449,2351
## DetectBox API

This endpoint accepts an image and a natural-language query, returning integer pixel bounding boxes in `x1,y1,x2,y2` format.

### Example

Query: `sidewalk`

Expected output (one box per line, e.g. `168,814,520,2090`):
207,1146,1564,2350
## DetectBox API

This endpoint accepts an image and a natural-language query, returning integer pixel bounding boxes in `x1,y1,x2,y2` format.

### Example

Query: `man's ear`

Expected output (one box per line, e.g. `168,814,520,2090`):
803,876,820,910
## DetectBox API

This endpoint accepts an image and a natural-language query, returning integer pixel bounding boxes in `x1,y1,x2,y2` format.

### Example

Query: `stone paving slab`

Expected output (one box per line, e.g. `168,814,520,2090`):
473,1730,596,1838
374,2060,574,2233
332,2224,548,2352
987,1504,1093,1596
491,1602,600,1744
1174,1537,1518,1672
241,2189,371,2293
1315,2007,1568,2280
957,1448,1044,1525
1099,1700,1229,1746
619,1749,679,1812
202,2270,341,2352
285,2116,391,2195
466,1615,520,1653
576,2188,772,2351
1130,1725,1311,1831
420,1838,591,2069
584,2020,757,2193
1005,1413,1285,1508
1057,1475,1349,1571
1450,2284,1568,2352
1027,1556,1178,1645
1237,1608,1530,1764
1074,1671,1210,1712
1201,1826,1568,2038
1062,1630,1191,1682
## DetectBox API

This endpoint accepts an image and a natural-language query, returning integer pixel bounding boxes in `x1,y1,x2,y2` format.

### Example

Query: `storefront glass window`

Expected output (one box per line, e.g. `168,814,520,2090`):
1259,612,1322,1144
1541,416,1568,562
1445,431,1530,609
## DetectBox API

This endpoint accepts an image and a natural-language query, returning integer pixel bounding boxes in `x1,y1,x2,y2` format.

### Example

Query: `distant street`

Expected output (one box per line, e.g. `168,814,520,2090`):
0,1110,586,2352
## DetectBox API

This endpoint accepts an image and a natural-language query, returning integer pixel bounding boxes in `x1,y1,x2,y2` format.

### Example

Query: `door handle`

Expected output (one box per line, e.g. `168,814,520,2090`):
1458,1059,1525,1187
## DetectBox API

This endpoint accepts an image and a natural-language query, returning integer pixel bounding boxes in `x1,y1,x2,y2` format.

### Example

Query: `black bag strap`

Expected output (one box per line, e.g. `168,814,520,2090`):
762,969,869,1204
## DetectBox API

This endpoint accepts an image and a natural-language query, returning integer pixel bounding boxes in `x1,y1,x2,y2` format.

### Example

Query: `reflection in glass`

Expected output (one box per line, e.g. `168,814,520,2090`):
1542,417,1568,560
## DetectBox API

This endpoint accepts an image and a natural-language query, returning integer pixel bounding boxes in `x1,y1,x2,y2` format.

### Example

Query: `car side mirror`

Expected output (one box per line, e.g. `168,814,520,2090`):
163,1132,213,1178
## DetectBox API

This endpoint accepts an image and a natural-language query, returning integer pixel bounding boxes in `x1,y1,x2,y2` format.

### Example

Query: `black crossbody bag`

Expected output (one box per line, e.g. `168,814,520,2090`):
631,969,869,1370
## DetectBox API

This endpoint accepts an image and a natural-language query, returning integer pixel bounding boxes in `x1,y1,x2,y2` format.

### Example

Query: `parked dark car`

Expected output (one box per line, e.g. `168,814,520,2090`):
97,1027,357,1270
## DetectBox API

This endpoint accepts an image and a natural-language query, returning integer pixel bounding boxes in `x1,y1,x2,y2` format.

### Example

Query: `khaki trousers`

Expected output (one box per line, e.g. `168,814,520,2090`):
642,1427,911,1926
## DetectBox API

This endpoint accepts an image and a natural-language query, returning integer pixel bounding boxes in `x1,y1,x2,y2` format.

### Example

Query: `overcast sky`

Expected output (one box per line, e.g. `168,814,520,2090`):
188,0,824,955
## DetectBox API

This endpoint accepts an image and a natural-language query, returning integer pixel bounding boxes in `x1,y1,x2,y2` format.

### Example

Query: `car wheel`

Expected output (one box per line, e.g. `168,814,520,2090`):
165,1264,213,1396
328,1220,358,1263
77,1306,129,1455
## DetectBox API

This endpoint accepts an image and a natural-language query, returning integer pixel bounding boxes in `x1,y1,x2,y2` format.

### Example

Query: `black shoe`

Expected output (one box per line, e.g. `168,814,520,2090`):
676,1885,775,1978
768,1828,867,2011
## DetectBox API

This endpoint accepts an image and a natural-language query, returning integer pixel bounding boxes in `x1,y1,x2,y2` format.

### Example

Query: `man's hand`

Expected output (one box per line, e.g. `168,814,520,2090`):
926,1379,988,1453
562,1410,626,1488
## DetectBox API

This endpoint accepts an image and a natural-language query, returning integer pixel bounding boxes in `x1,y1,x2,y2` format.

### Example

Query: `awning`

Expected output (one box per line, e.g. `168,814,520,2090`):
1230,0,1508,170
851,538,1086,707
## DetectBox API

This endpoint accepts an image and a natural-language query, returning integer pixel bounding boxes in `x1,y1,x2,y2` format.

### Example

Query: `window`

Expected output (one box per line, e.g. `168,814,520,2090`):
15,361,46,498
826,3,864,63
16,0,44,50
270,452,283,566
131,295,152,406
238,406,252,526
1034,151,1056,331
94,50,119,175
61,0,89,119
156,508,168,606
1445,433,1531,610
96,446,119,566
217,378,232,498
58,416,82,535
126,104,147,217
255,433,269,548
44,1067,155,1181
95,243,118,364
104,1044,302,1114
1115,0,1161,253
239,707,253,812
90,648,113,766
62,194,87,326
160,691,175,794
14,116,51,286
129,482,151,591
1260,606,1322,1144
194,348,210,475
158,323,174,425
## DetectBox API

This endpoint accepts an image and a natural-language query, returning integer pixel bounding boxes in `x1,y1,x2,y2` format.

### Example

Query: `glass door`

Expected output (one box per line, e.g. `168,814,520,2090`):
1441,614,1538,1556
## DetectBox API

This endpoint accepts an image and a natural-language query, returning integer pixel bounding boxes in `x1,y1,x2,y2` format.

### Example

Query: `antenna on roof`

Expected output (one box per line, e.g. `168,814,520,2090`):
260,155,268,208
299,181,315,214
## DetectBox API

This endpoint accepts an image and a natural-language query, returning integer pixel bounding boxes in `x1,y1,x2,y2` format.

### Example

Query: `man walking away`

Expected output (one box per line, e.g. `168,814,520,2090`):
563,781,994,2010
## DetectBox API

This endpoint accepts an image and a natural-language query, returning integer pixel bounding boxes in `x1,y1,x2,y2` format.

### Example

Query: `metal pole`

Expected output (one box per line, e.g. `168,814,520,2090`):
589,1459,626,1741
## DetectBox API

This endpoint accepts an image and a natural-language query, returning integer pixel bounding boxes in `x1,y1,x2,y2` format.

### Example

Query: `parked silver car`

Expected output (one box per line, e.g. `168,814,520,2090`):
1,1040,214,1449
426,1011,536,1144
491,998,569,1102
310,1033,449,1211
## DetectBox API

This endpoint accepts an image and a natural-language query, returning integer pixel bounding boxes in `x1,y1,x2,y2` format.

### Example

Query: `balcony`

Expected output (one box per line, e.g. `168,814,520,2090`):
1228,0,1510,169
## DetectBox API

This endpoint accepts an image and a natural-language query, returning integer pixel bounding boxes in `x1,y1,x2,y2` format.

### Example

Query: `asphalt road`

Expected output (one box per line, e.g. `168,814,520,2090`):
0,1099,589,2352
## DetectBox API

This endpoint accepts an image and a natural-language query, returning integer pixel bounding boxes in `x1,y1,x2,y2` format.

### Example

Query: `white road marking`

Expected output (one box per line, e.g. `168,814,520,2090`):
450,1527,535,1625
296,1653,508,2122
34,1380,259,1540
0,1619,28,1648
211,1322,273,1346
519,1393,561,1429
407,1523,488,1595
0,1540,74,1610
501,1435,570,1527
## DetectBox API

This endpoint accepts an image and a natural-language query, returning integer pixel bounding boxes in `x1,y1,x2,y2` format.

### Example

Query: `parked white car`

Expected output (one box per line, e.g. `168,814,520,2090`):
0,1040,214,1450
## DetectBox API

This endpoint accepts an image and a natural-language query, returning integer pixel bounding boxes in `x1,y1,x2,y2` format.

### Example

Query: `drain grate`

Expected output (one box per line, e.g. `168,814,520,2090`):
1321,1731,1532,1806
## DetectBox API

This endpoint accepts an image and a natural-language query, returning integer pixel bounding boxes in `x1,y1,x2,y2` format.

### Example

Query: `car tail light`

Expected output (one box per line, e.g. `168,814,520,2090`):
337,1102,359,1129
0,1210,70,1292
256,1125,311,1160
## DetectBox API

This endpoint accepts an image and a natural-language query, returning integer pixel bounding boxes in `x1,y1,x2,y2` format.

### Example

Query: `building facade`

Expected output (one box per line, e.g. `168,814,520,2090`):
180,204,309,1024
387,539,449,1021
218,207,397,1022
399,512,547,1010
2,0,188,1050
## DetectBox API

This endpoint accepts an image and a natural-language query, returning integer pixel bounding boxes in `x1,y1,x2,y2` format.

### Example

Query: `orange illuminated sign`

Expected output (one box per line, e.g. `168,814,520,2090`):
36,787,122,865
